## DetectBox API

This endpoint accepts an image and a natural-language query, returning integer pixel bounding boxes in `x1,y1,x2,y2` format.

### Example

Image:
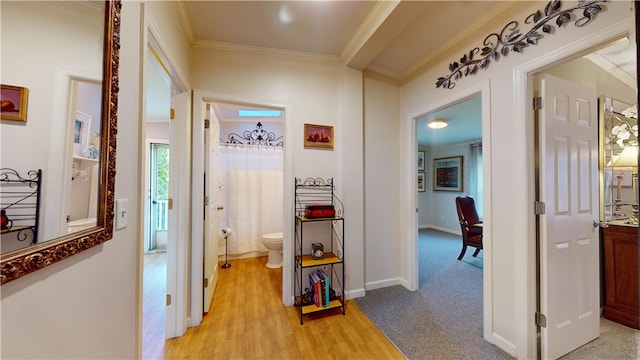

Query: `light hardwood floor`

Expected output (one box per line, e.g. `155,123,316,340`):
143,254,404,359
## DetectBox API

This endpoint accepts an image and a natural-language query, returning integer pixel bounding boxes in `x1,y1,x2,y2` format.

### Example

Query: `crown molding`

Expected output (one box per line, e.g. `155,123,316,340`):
192,40,341,63
174,1,194,44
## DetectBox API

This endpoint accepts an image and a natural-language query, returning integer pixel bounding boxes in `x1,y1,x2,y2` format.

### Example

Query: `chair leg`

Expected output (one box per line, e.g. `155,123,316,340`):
457,244,467,261
472,248,481,257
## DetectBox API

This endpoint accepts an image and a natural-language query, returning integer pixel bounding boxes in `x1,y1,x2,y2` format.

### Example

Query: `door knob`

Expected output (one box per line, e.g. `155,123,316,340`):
593,219,609,228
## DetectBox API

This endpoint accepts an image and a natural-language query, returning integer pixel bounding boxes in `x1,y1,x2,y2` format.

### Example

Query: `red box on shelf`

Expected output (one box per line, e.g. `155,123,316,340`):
304,204,335,218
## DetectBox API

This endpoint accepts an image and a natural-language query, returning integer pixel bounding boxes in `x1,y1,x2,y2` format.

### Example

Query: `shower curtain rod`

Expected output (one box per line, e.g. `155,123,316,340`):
220,142,284,150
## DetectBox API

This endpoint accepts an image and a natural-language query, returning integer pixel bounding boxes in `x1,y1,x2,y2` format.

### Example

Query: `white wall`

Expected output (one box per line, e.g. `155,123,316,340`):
363,75,402,289
146,122,170,141
1,1,633,358
191,46,365,298
1,1,143,358
363,1,633,357
420,142,479,232
545,57,635,105
142,1,192,90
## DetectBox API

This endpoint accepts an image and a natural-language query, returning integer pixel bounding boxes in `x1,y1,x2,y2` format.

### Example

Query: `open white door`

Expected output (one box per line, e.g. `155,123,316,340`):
538,74,600,359
203,104,221,313
165,90,191,339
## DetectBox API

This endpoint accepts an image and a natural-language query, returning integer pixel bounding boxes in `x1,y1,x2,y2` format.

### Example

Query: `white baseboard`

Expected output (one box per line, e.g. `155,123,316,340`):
346,287,366,300
486,332,517,358
365,277,404,291
218,250,268,261
421,224,461,236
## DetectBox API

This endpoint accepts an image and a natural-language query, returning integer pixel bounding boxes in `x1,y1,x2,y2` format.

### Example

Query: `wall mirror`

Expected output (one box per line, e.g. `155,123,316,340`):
0,0,120,285
599,96,638,224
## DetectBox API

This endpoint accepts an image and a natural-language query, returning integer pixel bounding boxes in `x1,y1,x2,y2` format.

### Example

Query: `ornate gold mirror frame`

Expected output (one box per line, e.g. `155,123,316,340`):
1,0,121,285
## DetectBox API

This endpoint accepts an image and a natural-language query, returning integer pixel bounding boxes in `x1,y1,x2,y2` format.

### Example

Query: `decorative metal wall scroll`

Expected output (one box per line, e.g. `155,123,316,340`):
224,122,283,147
436,0,608,89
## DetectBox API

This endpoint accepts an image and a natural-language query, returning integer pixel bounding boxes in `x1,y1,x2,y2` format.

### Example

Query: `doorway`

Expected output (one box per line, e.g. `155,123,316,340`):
148,142,169,253
414,93,486,345
529,38,637,359
190,90,294,327
407,81,492,343
141,27,188,353
512,20,637,357
141,44,172,356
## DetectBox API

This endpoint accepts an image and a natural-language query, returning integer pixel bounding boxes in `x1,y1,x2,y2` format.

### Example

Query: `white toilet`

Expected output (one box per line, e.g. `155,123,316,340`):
261,232,283,269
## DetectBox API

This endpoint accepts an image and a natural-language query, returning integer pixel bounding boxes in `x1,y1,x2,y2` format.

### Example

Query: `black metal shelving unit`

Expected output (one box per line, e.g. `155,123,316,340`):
294,177,345,324
0,168,42,245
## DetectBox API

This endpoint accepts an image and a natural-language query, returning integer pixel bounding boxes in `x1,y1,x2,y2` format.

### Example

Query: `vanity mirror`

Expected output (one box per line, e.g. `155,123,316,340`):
0,0,120,285
600,96,639,224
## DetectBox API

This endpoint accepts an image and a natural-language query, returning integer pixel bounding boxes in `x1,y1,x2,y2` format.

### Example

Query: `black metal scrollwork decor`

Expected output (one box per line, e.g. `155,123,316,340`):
436,0,608,89
225,122,284,147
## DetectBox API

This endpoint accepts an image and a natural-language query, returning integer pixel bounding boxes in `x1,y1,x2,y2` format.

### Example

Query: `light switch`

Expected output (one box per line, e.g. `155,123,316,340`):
115,198,128,230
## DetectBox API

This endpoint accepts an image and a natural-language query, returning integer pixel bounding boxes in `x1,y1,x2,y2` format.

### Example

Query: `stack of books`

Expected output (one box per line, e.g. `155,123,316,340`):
309,269,330,307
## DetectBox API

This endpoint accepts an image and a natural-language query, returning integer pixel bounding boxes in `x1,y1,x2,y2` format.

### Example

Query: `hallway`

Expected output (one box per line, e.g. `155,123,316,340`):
142,255,403,359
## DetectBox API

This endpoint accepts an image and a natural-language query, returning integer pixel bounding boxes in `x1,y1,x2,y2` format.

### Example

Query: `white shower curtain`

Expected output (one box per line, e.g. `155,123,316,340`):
220,145,283,255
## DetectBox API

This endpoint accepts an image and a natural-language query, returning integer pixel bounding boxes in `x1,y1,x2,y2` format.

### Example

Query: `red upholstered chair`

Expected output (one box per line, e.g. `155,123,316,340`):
455,196,483,260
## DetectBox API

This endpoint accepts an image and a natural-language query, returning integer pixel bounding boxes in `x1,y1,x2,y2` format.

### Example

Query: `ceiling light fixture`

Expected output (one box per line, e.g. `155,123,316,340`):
278,5,294,24
427,118,448,129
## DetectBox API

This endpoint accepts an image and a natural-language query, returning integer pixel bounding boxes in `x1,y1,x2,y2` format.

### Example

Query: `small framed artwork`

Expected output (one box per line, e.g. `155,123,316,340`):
418,151,425,171
433,156,463,192
417,172,426,192
304,123,334,149
73,111,92,157
1,84,29,121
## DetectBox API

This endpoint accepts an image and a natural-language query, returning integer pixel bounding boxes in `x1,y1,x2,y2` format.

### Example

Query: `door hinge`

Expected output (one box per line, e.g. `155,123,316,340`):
534,201,546,215
533,97,543,110
203,278,209,288
204,119,210,129
166,294,172,306
168,198,173,210
535,312,547,328
170,108,175,120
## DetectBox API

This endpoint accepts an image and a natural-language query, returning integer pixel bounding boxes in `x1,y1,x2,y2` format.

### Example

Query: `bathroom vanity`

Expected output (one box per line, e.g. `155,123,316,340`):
602,222,639,329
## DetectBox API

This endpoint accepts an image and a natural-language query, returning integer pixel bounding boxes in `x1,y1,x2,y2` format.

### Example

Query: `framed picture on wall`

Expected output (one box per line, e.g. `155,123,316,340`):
73,111,91,157
417,151,425,171
304,123,333,149
433,156,463,192
417,172,426,192
1,84,29,121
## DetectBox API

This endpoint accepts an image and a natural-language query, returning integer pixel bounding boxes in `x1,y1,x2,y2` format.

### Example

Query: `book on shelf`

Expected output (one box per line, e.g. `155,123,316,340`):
309,271,321,307
317,269,330,307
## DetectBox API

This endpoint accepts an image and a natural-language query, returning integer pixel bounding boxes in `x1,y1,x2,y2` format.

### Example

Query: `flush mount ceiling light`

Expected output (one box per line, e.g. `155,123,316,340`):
427,118,448,129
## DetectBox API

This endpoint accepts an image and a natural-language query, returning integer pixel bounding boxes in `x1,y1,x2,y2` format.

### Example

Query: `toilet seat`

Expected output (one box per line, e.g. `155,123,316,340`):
262,232,283,241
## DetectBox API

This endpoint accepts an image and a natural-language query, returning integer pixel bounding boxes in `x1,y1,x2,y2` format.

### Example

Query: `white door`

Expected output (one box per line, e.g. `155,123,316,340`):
165,91,191,339
539,74,600,359
203,104,221,313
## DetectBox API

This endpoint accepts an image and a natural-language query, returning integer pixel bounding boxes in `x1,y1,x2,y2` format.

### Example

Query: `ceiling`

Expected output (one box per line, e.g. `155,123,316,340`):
147,1,636,147
178,1,506,80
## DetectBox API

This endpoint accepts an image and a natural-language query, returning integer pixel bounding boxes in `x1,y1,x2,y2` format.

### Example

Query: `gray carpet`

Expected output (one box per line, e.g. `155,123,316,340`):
355,228,640,360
